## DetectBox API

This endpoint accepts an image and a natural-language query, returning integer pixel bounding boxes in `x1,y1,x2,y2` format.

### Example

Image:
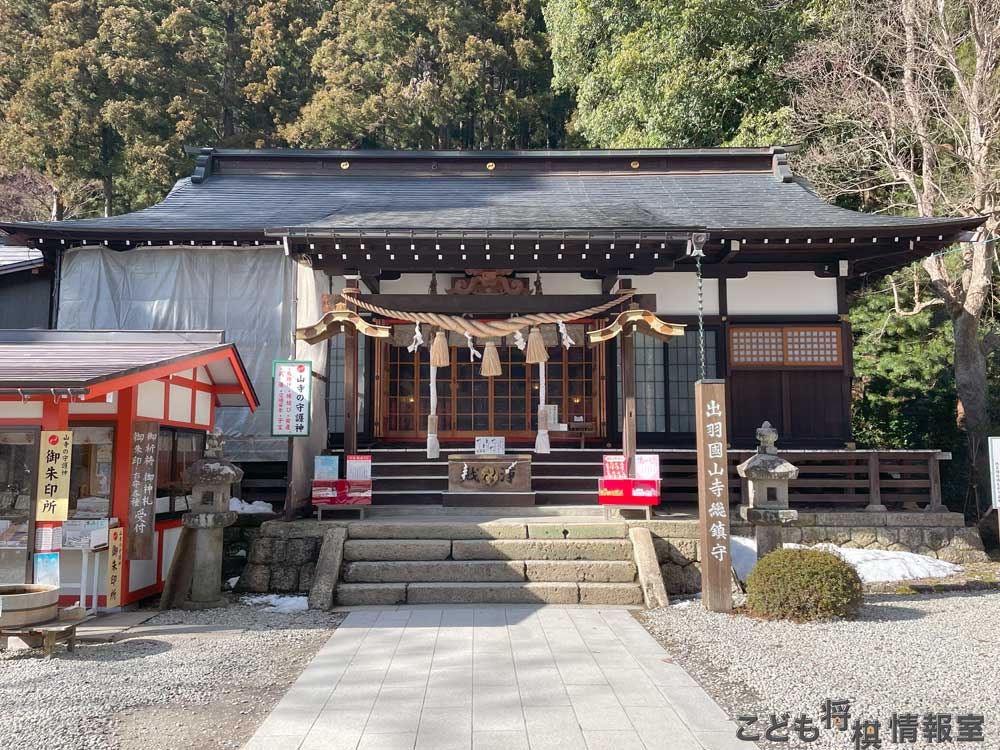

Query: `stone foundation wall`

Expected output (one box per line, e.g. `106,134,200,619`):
222,515,269,584
632,511,990,596
236,520,341,594
234,512,989,599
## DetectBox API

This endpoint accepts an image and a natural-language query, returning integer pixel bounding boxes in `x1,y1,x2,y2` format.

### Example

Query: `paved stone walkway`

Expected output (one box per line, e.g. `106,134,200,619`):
243,606,743,750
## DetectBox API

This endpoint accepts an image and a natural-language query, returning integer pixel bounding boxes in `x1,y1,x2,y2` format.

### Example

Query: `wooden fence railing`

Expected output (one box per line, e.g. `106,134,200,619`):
647,449,949,510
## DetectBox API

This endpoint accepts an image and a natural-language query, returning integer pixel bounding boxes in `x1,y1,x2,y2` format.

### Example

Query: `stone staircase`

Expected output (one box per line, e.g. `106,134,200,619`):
335,520,649,606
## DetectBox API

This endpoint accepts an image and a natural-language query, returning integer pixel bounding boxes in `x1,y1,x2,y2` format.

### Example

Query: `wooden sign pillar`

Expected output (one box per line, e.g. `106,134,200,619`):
695,379,732,613
621,325,637,477
618,280,637,477
344,275,360,455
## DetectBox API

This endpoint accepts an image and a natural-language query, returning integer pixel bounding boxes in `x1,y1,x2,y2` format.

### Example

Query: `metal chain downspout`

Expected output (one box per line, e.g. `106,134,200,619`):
697,251,705,381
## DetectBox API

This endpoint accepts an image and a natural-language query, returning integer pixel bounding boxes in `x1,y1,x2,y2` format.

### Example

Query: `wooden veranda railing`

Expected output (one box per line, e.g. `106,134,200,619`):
647,449,948,510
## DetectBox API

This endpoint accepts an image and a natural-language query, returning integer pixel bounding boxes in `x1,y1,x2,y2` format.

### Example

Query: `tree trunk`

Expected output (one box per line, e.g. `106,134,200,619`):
50,187,64,221
102,176,113,218
952,308,992,513
221,6,238,140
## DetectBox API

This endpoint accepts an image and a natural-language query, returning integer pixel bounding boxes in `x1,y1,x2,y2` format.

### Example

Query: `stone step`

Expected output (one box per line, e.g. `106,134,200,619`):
404,582,644,605
340,559,638,584
348,522,528,540
578,582,645,606
374,477,447,491
336,580,644,605
343,560,525,583
346,521,627,540
336,582,408,606
372,476,602,491
343,539,451,561
524,560,637,582
452,539,633,561
407,582,578,604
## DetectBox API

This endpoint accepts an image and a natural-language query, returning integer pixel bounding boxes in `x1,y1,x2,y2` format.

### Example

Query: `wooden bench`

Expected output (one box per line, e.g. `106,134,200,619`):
0,615,95,658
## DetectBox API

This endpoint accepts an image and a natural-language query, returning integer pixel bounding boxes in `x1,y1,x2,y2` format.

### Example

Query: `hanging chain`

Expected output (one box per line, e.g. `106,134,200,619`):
696,252,706,381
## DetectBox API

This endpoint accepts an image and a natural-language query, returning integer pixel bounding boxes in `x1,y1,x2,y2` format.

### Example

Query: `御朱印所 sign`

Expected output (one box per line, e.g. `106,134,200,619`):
106,526,124,608
272,360,312,436
35,431,72,522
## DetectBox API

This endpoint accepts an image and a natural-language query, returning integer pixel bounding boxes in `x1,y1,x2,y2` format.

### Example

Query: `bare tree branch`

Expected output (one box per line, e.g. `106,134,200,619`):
890,270,945,315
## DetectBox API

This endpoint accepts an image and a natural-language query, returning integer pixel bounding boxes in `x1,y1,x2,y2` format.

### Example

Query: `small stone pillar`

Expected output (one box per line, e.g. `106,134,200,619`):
737,422,799,560
181,431,242,608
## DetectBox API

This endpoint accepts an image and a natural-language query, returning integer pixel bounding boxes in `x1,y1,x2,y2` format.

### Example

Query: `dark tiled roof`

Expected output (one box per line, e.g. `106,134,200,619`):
0,237,43,274
0,330,257,407
0,149,979,237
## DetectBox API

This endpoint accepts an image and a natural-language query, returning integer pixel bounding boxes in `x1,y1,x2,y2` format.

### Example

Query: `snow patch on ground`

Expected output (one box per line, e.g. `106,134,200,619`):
731,535,962,583
670,594,701,608
242,595,309,613
229,497,276,514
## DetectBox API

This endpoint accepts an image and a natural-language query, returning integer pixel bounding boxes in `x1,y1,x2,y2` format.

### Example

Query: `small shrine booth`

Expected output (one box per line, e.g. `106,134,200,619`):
0,330,257,608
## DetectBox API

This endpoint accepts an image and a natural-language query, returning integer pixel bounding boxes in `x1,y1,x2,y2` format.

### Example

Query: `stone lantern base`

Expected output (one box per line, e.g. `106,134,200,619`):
180,511,238,610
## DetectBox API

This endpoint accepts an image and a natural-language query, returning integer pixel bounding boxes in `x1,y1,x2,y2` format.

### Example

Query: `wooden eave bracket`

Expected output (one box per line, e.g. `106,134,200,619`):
296,305,391,345
586,309,686,344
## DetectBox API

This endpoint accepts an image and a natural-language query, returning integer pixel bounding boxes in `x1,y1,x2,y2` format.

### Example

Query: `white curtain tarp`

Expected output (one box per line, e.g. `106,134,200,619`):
57,246,296,461
289,261,330,506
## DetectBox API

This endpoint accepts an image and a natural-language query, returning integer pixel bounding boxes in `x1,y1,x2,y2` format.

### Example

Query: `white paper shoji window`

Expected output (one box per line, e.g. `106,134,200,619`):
728,326,842,368
729,327,784,366
784,327,843,366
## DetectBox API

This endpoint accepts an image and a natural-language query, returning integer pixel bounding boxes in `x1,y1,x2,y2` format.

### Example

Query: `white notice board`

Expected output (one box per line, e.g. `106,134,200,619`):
989,436,1000,509
272,360,312,436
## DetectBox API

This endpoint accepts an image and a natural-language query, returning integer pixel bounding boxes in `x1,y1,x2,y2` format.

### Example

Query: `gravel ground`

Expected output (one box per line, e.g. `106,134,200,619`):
0,599,343,750
639,591,1000,748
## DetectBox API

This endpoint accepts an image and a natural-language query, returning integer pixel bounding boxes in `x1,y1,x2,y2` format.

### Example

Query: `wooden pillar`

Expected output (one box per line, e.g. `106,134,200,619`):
619,280,636,477
866,452,886,512
112,387,136,599
621,324,637,478
927,454,943,511
344,275,359,456
283,437,296,521
695,379,732,613
41,398,69,431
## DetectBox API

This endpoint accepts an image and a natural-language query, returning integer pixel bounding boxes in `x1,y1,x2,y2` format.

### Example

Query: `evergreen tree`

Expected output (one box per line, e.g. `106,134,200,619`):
0,0,326,216
284,0,569,149
543,0,822,148
850,260,1000,511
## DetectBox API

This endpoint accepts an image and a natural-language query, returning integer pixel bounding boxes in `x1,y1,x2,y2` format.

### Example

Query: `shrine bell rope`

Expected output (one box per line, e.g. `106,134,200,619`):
339,288,636,336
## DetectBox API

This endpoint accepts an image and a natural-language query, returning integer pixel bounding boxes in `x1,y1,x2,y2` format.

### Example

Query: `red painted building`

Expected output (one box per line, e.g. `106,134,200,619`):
0,330,257,606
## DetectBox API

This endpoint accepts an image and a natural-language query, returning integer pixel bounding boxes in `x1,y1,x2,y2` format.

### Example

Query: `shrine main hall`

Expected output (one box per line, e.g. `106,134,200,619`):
1,146,982,509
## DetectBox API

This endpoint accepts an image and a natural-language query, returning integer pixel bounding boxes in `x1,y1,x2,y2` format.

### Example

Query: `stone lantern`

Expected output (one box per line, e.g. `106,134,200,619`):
180,430,242,608
737,422,799,559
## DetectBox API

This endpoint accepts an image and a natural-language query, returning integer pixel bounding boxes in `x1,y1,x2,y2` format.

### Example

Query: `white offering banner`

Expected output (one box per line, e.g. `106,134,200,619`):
272,360,312,437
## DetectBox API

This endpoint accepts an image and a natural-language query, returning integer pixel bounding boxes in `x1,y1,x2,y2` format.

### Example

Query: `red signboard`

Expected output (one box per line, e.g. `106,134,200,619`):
312,479,372,505
598,478,660,506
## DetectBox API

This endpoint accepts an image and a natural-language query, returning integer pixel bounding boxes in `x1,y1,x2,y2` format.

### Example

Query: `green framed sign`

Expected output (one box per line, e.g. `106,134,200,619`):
271,360,312,437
